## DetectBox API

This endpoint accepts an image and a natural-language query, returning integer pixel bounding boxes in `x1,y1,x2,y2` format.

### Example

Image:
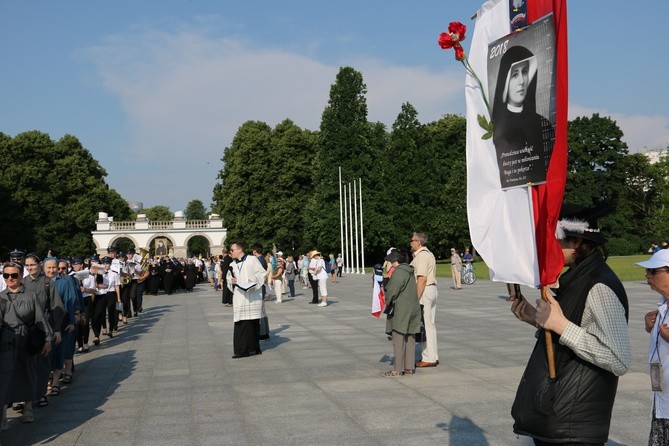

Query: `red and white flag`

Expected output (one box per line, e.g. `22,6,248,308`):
371,276,386,318
466,0,568,288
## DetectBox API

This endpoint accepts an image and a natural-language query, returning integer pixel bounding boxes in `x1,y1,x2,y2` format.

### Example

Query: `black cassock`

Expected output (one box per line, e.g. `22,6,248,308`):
184,264,197,291
221,254,234,304
162,260,176,295
148,264,160,295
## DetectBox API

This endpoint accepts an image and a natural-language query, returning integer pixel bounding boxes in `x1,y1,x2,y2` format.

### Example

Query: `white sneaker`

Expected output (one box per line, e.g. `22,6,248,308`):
318,301,327,307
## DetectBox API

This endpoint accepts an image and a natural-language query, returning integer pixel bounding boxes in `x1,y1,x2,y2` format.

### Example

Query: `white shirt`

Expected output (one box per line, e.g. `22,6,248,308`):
649,298,669,418
106,270,121,299
82,275,97,298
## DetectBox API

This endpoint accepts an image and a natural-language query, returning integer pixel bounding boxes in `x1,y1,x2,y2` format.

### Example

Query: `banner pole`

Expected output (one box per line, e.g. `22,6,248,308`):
541,286,557,379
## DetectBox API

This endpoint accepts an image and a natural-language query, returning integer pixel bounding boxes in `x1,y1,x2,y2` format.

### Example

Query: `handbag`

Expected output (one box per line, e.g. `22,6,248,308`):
115,302,123,312
25,324,46,356
25,292,49,355
383,301,394,317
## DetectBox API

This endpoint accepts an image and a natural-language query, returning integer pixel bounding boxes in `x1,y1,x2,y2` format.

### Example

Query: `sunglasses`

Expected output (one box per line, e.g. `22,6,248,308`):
646,267,669,276
2,273,20,279
58,267,68,271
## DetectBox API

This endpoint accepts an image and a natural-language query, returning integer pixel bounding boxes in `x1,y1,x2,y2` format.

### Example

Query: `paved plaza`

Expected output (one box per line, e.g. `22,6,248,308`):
2,273,654,445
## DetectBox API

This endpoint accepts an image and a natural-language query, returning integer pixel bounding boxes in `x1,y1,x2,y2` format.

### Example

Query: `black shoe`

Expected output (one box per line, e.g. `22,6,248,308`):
308,301,318,304
231,354,248,359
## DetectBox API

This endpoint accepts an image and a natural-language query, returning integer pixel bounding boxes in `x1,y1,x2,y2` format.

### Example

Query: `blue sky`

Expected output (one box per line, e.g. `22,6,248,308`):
2,1,668,212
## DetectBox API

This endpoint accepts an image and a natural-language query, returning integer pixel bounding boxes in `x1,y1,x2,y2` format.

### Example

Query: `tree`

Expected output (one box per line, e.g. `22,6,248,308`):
143,205,173,222
187,236,210,258
0,131,131,256
307,67,372,253
565,114,628,206
631,149,669,247
212,120,317,255
212,121,273,246
565,114,630,252
374,103,425,250
425,114,469,256
185,199,207,220
266,119,316,255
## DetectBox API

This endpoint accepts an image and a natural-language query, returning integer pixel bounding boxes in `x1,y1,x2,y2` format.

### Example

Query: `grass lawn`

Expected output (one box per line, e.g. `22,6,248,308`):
434,254,651,283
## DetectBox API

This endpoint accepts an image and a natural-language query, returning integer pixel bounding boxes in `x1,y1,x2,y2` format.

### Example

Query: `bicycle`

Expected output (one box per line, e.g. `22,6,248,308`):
462,264,477,285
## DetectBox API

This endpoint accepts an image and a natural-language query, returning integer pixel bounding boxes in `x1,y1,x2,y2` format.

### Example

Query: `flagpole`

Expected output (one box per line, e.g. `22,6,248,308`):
353,180,360,274
348,182,354,274
541,286,557,378
343,184,349,275
339,167,344,272
359,177,365,274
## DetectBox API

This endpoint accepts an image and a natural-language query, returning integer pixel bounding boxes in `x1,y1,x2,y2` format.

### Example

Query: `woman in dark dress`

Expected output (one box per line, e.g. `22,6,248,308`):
1,262,53,426
183,261,197,292
147,259,160,295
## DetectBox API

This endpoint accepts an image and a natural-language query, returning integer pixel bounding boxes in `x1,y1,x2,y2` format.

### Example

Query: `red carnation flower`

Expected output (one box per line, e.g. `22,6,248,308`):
454,45,465,61
448,21,466,43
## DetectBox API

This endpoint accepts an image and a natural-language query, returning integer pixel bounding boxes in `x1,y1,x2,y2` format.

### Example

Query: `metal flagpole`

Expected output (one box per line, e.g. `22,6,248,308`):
343,183,349,275
348,183,354,274
359,177,365,274
353,179,359,274
339,167,344,273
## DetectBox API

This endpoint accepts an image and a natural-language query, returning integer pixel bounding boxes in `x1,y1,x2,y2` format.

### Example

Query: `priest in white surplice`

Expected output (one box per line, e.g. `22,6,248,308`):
227,241,267,358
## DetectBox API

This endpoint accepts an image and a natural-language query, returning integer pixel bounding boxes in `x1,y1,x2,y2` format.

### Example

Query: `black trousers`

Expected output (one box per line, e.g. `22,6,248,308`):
133,280,145,313
222,283,233,304
77,296,94,347
105,293,119,332
233,319,261,356
121,281,136,317
309,274,319,303
91,294,108,338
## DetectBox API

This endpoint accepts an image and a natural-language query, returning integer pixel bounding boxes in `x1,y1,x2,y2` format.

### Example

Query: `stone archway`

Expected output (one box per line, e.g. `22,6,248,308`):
92,212,227,259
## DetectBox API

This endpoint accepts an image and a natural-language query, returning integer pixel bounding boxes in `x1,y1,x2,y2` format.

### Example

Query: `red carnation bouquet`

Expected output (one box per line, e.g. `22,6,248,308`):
438,21,493,138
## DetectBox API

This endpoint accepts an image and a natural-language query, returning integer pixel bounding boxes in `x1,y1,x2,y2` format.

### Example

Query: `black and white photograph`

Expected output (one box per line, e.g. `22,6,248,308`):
487,14,556,189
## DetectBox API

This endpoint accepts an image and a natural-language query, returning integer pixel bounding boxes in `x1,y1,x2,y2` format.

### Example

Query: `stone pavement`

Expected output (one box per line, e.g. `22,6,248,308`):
2,273,654,445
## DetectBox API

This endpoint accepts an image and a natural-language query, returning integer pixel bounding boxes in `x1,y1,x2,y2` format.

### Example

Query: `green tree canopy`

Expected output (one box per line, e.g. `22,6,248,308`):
0,131,131,257
185,199,207,220
143,205,173,222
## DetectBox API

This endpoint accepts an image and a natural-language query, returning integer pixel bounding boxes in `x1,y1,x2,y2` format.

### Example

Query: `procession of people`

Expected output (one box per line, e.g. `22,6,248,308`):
1,223,666,445
0,246,215,439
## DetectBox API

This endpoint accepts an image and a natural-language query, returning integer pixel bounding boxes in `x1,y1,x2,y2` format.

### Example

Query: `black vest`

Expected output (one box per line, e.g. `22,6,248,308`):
512,251,628,443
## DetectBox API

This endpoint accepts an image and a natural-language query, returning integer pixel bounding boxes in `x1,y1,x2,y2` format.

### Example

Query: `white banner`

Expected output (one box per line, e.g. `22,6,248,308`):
466,0,540,287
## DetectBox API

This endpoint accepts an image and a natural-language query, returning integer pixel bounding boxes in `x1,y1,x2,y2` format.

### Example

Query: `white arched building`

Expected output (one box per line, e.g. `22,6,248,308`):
91,212,227,258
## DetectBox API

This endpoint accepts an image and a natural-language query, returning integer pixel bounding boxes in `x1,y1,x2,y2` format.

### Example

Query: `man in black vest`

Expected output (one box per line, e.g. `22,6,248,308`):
508,204,630,445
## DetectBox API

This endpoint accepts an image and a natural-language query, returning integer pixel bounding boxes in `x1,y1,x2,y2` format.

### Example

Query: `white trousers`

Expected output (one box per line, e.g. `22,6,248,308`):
419,285,438,363
273,279,283,303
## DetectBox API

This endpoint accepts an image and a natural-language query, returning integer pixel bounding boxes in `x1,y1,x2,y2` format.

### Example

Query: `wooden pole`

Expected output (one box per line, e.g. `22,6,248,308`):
541,286,557,379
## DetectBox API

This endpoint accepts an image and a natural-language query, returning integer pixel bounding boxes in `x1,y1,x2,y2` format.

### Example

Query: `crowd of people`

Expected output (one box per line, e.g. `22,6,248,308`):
6,217,669,444
211,244,345,359
377,212,669,445
0,247,212,440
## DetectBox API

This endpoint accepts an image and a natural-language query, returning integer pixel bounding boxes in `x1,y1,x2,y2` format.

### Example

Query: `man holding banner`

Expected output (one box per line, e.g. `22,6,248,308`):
464,0,630,443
